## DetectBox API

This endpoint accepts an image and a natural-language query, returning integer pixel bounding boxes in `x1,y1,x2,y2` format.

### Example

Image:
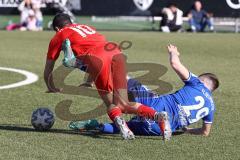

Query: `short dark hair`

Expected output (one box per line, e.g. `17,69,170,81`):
199,73,220,91
52,13,72,31
167,2,177,8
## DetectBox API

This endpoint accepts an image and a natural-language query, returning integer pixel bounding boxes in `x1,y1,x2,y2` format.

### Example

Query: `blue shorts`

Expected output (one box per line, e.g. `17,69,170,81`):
127,78,165,112
126,78,180,133
101,117,161,136
99,78,165,136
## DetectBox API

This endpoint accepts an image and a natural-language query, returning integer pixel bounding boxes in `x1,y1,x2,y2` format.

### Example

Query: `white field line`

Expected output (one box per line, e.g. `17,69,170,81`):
0,67,38,90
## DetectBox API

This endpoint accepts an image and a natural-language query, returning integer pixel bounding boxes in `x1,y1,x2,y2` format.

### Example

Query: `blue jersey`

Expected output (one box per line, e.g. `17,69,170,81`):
128,72,215,132
169,73,215,127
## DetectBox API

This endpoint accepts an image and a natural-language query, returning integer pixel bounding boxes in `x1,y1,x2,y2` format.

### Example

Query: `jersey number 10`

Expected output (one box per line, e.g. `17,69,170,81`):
69,25,96,37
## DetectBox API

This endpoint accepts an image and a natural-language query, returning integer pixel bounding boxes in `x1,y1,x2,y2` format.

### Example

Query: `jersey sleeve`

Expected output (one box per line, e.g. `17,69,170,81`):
202,110,214,124
183,72,201,86
47,36,62,61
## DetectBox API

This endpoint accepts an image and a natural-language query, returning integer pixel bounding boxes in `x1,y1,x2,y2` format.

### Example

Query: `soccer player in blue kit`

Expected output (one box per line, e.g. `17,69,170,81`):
72,44,220,137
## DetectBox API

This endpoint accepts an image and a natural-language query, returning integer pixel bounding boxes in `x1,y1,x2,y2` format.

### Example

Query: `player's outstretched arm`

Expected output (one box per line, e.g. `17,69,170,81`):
44,59,62,93
184,123,212,136
167,44,190,80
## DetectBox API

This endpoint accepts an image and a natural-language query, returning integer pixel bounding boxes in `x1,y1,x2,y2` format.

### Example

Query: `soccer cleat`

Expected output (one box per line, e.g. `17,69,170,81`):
62,39,77,68
114,116,135,140
155,111,172,141
62,39,87,71
69,119,99,131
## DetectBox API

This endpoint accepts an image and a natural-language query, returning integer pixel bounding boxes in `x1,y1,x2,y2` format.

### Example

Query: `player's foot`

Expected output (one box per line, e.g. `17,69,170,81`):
155,111,172,141
114,116,135,140
62,39,87,70
69,119,99,131
62,39,77,68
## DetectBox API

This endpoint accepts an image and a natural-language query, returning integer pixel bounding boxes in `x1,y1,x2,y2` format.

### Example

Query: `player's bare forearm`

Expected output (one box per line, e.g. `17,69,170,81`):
183,123,211,136
184,128,209,136
44,59,61,92
169,50,181,67
44,71,54,91
167,44,189,80
44,65,54,91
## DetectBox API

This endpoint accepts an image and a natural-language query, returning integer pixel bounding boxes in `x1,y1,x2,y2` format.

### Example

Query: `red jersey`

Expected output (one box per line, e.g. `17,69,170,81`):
47,23,110,60
47,23,125,94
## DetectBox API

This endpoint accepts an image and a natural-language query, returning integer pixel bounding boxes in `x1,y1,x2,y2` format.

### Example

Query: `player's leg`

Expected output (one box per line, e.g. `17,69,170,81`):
127,77,157,105
111,54,172,140
61,42,128,137
98,92,135,139
100,119,161,136
111,54,155,116
61,39,87,71
111,55,154,119
127,118,161,136
68,118,163,136
96,53,137,139
62,39,77,68
84,52,135,140
127,78,172,139
61,40,134,139
62,42,171,140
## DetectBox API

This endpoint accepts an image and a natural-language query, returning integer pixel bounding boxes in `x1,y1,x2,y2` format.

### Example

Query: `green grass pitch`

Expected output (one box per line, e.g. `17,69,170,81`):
0,31,239,160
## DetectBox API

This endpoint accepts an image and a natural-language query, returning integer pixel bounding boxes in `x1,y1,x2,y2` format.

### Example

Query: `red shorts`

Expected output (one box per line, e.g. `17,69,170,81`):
78,46,127,95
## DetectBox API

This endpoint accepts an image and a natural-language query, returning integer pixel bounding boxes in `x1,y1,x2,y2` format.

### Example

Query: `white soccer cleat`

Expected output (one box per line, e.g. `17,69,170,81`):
114,117,135,140
155,111,172,141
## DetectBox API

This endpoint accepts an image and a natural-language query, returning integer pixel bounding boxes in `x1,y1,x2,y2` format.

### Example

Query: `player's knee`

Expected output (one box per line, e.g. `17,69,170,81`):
122,102,139,114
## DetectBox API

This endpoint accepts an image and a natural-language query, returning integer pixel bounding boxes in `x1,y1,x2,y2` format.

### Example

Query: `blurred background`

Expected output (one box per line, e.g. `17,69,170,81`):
0,1,240,159
0,0,239,32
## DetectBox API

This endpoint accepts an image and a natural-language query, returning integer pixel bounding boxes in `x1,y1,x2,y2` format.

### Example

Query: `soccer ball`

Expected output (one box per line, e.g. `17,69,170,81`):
31,108,55,131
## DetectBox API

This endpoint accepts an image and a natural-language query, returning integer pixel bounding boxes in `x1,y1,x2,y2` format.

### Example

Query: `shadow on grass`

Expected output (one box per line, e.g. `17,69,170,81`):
0,124,184,140
0,124,110,139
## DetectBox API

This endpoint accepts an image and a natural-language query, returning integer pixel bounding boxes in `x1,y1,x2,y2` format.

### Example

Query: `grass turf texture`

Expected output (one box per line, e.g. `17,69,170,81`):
0,31,239,160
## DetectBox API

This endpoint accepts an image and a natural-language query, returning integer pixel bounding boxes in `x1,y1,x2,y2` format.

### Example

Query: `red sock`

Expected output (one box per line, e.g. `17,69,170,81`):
137,105,156,119
108,107,122,122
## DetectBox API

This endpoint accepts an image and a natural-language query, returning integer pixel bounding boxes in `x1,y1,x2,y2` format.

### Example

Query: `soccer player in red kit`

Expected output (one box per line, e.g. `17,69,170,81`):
44,13,172,140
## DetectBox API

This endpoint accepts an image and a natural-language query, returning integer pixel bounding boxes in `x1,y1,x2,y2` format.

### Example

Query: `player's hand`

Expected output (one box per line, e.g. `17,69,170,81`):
167,44,180,56
46,88,63,93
